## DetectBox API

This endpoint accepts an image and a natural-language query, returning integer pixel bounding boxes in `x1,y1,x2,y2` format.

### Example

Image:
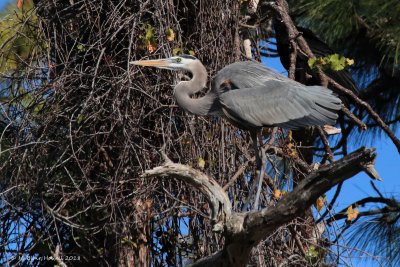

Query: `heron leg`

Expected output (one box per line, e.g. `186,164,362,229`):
249,128,279,210
253,147,267,210
251,131,262,168
241,130,263,211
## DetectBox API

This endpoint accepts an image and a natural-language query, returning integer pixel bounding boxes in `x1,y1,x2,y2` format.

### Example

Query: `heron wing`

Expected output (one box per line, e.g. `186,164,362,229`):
213,61,288,90
218,79,342,129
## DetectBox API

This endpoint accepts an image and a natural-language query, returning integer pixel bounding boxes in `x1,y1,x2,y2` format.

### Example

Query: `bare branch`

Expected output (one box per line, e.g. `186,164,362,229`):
326,196,399,224
341,105,367,130
192,147,377,266
316,126,334,163
142,159,232,229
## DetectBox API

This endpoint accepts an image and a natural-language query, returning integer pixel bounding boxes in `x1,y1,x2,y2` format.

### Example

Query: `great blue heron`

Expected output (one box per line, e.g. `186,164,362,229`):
130,55,342,131
131,55,342,210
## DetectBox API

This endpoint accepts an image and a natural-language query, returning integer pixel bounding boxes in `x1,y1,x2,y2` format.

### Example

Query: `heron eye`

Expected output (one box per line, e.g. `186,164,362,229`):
176,57,182,63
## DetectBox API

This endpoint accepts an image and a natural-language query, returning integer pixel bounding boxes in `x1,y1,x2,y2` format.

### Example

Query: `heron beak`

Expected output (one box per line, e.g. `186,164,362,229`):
129,59,171,68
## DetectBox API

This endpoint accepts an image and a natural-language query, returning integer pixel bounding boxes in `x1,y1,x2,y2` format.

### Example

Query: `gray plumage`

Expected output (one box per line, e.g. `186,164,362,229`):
130,55,342,130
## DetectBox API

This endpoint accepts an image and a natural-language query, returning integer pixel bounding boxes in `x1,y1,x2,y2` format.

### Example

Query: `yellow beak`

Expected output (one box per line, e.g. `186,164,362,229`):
129,59,170,67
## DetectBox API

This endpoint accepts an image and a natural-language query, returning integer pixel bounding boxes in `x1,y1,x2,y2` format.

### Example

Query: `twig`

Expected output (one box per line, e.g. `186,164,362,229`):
266,146,311,173
243,39,253,59
316,182,343,224
51,245,68,267
316,126,334,163
326,196,399,224
341,105,367,130
223,162,249,191
370,181,384,198
288,226,307,256
328,206,400,225
328,77,400,153
91,47,106,89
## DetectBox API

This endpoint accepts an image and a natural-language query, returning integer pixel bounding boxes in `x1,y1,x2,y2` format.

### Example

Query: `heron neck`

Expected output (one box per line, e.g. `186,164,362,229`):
173,63,219,116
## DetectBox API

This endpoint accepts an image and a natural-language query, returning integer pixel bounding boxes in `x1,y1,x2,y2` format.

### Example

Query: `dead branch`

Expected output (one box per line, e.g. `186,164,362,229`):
142,158,232,229
191,147,376,266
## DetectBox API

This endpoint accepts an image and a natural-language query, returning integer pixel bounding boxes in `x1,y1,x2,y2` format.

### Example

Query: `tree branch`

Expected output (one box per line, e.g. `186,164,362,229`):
327,78,400,154
328,206,400,224
326,196,399,224
142,159,232,230
192,147,376,266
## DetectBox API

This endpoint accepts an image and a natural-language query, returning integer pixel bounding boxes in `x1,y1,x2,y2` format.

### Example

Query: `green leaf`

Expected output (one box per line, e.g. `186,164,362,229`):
76,44,87,52
308,57,317,68
77,114,85,124
145,24,154,41
308,54,354,71
197,157,205,169
33,101,44,113
172,47,181,56
328,54,345,71
166,28,175,41
306,245,319,259
20,93,34,109
121,238,137,248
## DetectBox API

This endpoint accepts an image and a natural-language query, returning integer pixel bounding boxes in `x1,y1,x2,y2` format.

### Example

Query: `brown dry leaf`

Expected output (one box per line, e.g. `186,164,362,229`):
346,205,359,221
288,143,297,157
274,189,282,199
312,162,321,170
316,197,324,212
180,136,192,145
145,199,153,210
147,43,157,53
17,0,23,9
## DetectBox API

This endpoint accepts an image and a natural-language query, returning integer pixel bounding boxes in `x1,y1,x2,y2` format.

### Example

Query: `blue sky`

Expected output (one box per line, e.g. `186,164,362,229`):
0,0,10,10
1,0,398,265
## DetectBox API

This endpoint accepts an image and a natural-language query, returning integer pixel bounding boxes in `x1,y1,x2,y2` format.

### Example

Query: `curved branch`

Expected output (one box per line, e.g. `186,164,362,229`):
192,147,377,266
142,158,232,230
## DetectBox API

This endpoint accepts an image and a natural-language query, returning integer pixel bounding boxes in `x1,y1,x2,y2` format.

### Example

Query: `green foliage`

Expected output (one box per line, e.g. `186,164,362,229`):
290,0,400,73
308,54,354,71
139,23,157,52
172,47,195,56
306,245,318,259
305,245,326,265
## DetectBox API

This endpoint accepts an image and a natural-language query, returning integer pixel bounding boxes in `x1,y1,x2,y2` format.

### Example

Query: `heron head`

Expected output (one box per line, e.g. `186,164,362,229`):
130,54,198,71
